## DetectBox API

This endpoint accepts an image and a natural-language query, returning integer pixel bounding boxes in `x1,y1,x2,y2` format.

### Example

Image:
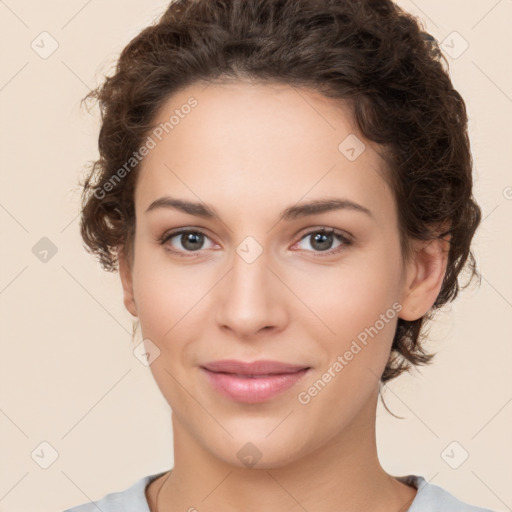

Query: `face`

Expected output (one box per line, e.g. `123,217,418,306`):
119,80,446,469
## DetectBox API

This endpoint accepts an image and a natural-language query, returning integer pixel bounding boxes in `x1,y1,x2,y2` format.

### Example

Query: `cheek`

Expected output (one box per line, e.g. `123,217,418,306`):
131,255,192,349
293,247,404,389
130,250,221,388
296,250,402,338
132,263,200,403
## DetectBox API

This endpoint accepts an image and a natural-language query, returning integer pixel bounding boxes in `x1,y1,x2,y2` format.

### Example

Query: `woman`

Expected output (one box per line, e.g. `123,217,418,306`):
65,0,495,510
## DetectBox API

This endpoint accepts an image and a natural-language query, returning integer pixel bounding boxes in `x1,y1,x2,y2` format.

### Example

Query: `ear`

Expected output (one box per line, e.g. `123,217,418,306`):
398,234,451,321
118,246,138,318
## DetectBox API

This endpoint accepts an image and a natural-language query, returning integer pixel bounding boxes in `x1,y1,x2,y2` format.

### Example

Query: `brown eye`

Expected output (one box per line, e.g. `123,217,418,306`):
160,229,215,256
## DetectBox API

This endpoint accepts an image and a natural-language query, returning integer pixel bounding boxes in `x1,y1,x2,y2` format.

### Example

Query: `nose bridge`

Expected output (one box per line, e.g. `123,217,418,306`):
231,242,270,298
214,237,287,336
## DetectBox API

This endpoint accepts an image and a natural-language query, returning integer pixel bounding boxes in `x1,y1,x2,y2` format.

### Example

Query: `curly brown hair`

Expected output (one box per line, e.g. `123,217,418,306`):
79,0,481,386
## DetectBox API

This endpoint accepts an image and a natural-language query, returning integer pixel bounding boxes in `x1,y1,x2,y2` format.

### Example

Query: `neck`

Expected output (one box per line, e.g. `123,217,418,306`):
152,389,416,512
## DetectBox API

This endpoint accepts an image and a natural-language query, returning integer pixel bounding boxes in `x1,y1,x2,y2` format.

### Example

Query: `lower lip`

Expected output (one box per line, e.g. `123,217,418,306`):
201,367,310,403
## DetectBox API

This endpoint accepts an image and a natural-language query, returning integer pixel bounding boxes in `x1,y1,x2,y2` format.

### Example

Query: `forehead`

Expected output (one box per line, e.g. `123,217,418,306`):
135,81,394,224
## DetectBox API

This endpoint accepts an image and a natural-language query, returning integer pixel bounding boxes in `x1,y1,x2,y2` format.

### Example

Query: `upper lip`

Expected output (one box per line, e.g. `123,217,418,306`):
201,359,310,375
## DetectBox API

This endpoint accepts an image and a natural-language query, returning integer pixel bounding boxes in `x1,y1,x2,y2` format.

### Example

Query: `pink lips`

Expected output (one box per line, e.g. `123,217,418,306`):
200,359,311,403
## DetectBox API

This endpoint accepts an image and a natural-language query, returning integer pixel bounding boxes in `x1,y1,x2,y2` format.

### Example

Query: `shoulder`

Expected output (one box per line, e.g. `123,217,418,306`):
401,475,497,512
61,471,167,512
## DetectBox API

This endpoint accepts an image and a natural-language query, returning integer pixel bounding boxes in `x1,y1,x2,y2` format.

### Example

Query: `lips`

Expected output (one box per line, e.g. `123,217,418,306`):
200,359,311,403
201,359,310,376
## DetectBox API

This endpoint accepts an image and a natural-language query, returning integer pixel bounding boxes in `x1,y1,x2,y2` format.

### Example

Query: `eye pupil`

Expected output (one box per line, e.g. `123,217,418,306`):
311,232,333,251
182,232,203,251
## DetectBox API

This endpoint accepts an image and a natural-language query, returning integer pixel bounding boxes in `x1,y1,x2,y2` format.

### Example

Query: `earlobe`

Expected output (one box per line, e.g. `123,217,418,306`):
118,246,138,318
398,235,450,322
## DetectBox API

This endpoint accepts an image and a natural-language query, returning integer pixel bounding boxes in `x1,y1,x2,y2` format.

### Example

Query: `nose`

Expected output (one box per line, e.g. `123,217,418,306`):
214,245,288,340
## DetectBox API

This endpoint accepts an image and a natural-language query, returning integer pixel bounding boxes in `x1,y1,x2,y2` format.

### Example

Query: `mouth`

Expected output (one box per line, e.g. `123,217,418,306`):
201,359,310,375
210,372,301,378
200,360,311,403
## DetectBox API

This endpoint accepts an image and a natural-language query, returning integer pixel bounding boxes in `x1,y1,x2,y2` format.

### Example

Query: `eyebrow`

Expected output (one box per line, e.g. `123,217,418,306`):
144,196,373,221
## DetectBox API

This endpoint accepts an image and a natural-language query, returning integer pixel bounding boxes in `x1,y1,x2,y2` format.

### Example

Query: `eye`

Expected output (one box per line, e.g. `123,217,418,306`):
293,228,352,256
159,226,353,258
159,229,216,257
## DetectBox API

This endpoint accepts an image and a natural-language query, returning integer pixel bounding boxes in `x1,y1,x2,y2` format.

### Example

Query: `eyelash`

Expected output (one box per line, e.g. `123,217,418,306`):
158,227,353,258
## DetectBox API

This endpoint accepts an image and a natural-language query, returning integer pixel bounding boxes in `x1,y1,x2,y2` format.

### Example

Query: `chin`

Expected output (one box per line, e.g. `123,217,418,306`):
204,428,311,471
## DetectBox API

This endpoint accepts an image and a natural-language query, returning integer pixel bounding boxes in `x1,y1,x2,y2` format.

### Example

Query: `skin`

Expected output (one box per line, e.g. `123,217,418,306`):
118,81,449,512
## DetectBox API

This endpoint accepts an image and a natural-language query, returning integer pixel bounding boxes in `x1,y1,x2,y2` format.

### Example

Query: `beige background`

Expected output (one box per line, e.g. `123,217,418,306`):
1,0,511,511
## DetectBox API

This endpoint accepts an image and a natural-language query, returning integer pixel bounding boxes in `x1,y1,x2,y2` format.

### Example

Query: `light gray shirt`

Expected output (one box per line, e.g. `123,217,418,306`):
62,471,497,512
